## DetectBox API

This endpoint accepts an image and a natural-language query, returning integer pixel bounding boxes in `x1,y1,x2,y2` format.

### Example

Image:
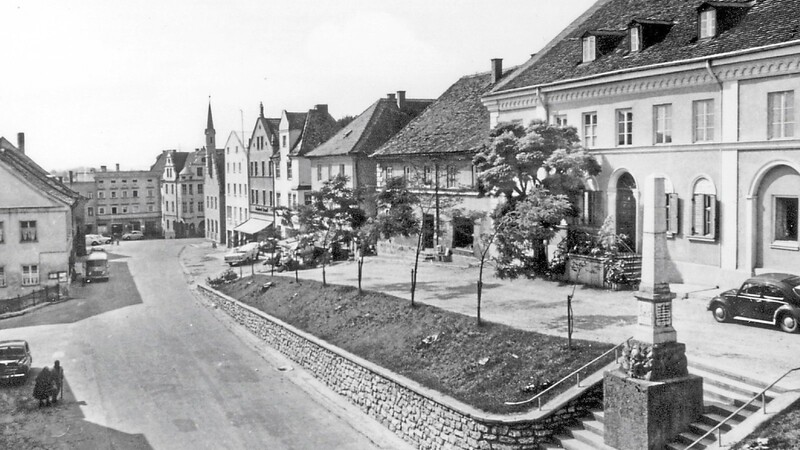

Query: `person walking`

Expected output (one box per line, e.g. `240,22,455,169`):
51,360,64,404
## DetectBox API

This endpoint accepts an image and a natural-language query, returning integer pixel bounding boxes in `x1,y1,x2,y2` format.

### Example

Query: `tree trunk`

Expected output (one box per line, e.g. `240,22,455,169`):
411,224,423,307
358,257,363,294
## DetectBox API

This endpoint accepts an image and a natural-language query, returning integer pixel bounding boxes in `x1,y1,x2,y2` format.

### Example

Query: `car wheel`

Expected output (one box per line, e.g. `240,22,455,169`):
778,313,799,333
712,303,730,323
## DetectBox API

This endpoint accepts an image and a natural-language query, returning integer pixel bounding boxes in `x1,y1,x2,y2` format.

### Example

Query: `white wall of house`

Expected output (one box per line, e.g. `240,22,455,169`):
223,132,249,244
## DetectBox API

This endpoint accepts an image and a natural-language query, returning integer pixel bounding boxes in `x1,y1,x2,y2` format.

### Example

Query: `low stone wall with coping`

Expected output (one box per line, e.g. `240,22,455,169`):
198,284,603,450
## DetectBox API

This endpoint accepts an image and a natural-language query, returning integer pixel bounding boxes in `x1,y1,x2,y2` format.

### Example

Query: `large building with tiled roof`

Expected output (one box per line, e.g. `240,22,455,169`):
160,148,206,239
483,0,800,287
0,133,84,299
371,60,513,256
306,91,433,214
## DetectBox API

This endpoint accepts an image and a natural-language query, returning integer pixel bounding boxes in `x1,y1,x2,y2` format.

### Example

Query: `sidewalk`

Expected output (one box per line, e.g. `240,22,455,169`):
182,242,800,390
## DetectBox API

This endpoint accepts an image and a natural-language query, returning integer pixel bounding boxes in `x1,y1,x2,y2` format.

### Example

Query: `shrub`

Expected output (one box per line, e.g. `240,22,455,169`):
207,269,239,287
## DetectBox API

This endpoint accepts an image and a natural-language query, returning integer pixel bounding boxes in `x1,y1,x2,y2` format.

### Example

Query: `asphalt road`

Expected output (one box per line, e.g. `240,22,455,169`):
0,239,410,450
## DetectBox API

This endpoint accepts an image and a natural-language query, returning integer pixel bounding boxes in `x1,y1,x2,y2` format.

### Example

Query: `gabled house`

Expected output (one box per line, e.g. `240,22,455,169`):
160,148,205,239
0,134,83,299
239,103,280,244
223,131,249,246
482,0,800,286
371,60,513,257
272,104,340,235
305,92,433,215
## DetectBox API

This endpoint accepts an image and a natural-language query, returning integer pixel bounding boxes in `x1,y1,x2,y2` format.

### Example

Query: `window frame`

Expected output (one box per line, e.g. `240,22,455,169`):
772,195,799,249
693,99,715,142
768,90,795,140
653,104,673,145
699,8,717,39
583,112,598,148
20,220,37,243
616,108,633,146
22,264,39,286
582,35,596,63
630,26,641,52
690,179,717,241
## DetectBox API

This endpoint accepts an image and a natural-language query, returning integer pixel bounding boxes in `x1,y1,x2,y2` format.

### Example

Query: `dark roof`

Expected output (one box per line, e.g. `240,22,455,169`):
373,69,512,158
285,112,307,130
291,108,341,157
494,0,800,92
306,97,433,158
215,148,225,183
170,151,190,173
0,137,81,206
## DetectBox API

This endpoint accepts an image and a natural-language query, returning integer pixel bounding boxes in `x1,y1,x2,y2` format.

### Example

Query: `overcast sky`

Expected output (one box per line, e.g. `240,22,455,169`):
1,0,595,172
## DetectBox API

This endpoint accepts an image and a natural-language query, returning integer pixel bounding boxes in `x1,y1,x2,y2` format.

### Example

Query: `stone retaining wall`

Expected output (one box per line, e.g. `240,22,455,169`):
198,284,603,450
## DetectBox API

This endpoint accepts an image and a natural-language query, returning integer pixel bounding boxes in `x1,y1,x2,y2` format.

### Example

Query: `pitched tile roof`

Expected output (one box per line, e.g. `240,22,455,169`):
285,112,307,130
305,97,433,158
494,0,800,93
0,137,81,206
373,69,512,157
290,108,341,157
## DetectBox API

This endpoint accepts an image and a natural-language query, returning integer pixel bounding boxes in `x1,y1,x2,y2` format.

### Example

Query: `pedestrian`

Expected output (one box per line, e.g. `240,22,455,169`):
33,367,54,407
51,360,63,404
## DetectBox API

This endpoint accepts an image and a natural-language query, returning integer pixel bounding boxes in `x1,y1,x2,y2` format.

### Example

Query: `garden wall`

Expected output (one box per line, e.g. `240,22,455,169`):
198,284,603,450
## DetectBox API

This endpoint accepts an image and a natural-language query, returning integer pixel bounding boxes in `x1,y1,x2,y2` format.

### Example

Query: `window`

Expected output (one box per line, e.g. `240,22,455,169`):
111,191,117,199
269,191,274,207
616,109,633,146
691,179,717,239
197,184,203,194
582,35,596,63
22,265,39,286
88,192,93,199
653,104,672,144
98,191,105,199
699,9,717,39
287,160,293,179
238,162,242,173
20,220,36,242
122,190,128,198
276,193,282,206
423,166,432,184
282,135,287,148
774,197,798,243
580,191,603,226
148,205,154,212
630,26,640,52
189,202,193,213
583,113,597,148
0,222,3,243
317,165,322,181
261,190,266,205
275,161,281,178
385,166,393,180
0,267,5,287
188,185,193,195
305,194,312,205
197,167,203,177
404,166,412,180
267,161,272,177
111,206,118,214
693,99,715,142
768,91,794,139
182,184,187,195
666,193,680,235
226,206,232,219
446,166,457,188
339,164,345,175
554,115,568,127
182,202,187,213
99,207,106,215
88,207,94,217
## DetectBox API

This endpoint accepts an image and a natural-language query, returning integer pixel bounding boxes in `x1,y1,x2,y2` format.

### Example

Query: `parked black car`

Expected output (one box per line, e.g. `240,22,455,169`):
0,340,32,382
707,273,800,333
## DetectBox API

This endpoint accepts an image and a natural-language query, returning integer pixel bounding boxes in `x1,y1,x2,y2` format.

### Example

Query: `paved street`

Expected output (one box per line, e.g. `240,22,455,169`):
0,239,411,450
186,243,800,390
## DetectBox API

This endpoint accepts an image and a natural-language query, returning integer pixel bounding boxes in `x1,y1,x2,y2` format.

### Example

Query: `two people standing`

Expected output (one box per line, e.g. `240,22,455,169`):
33,360,63,407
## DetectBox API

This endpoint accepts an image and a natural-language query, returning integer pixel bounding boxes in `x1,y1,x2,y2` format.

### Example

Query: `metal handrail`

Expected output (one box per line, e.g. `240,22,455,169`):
504,336,632,410
684,366,800,449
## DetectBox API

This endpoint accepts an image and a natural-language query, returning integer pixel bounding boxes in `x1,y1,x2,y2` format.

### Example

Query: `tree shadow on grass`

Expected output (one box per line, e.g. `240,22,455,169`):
545,314,637,332
0,368,151,449
366,280,503,301
0,261,143,329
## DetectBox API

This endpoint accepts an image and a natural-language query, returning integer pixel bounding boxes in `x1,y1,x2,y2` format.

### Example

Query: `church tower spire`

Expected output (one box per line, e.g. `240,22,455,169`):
205,100,216,150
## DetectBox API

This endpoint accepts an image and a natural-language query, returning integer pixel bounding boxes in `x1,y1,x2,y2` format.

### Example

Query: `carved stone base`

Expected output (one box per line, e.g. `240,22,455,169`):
619,340,688,381
604,369,704,450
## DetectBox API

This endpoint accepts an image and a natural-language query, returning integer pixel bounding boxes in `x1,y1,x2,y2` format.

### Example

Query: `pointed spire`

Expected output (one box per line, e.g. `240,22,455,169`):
259,102,264,118
206,98,214,131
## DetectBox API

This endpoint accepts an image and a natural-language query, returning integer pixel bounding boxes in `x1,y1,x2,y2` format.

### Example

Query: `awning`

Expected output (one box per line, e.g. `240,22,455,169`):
233,217,274,235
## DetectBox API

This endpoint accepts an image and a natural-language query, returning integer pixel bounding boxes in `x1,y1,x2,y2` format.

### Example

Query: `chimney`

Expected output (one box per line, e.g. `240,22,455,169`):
491,58,503,84
69,171,74,184
314,104,328,115
16,132,25,154
387,93,396,102
396,90,406,110
116,163,120,171
101,165,107,172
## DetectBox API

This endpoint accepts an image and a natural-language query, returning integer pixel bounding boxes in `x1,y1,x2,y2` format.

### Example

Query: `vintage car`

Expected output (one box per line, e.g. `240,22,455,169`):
707,273,800,333
224,242,260,266
121,230,144,240
0,340,32,382
85,234,112,246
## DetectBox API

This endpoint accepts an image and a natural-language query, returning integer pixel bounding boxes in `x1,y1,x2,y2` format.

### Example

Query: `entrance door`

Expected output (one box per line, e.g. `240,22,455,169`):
616,173,637,252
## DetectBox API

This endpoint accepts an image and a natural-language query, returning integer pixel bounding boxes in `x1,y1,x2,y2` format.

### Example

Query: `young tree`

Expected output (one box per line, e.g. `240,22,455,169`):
473,120,601,278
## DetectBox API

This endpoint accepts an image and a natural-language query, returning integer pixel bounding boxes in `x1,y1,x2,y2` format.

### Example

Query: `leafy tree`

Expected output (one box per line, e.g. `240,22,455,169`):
336,115,356,128
473,120,601,277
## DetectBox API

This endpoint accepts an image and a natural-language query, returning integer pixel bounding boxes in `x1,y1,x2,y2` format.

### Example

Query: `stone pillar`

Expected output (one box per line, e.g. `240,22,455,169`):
604,177,704,450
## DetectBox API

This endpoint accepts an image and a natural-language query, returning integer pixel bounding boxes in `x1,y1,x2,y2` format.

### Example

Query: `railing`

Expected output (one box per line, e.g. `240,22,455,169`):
683,366,800,449
504,337,632,410
1,285,63,314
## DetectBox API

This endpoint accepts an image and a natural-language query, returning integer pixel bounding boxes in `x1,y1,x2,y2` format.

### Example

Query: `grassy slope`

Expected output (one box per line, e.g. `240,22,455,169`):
218,275,613,414
732,398,800,450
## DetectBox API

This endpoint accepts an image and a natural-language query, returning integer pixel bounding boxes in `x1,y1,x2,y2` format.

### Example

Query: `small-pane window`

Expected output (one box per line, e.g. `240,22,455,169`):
317,165,322,181
582,36,596,63
22,265,39,286
617,109,633,146
0,267,5,287
774,197,798,242
554,115,567,127
20,220,37,242
87,207,94,217
630,26,640,52
654,104,672,144
583,112,597,148
423,166,432,184
699,9,717,39
0,222,4,243
446,166,458,188
693,100,715,142
768,91,795,139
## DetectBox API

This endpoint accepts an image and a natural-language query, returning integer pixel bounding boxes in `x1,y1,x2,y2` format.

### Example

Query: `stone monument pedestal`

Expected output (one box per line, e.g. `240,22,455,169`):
604,369,704,450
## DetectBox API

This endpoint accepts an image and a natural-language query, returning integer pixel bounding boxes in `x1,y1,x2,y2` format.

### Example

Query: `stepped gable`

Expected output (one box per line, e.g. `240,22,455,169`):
0,136,81,206
494,0,800,92
373,68,513,157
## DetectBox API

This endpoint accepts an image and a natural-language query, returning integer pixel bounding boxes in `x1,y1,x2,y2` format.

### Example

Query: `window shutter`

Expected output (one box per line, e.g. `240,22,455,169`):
692,194,703,235
708,194,717,239
667,193,679,234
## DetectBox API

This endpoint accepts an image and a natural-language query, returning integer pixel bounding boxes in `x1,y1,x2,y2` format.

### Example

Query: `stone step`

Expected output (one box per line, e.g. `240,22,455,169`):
703,384,765,411
699,409,742,429
690,365,780,400
705,401,751,422
590,409,604,424
552,432,615,450
580,418,604,437
672,428,718,448
568,428,613,449
689,361,789,394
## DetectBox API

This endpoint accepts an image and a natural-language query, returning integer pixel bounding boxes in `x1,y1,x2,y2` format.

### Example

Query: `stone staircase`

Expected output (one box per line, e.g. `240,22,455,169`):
540,362,787,450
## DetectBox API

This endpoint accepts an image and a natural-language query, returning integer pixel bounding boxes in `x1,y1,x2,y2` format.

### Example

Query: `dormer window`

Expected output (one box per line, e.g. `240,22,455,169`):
699,8,717,38
582,35,596,63
630,26,641,52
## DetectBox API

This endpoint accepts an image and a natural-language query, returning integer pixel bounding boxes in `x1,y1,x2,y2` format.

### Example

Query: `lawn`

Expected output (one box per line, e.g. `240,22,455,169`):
733,398,800,450
216,274,614,414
